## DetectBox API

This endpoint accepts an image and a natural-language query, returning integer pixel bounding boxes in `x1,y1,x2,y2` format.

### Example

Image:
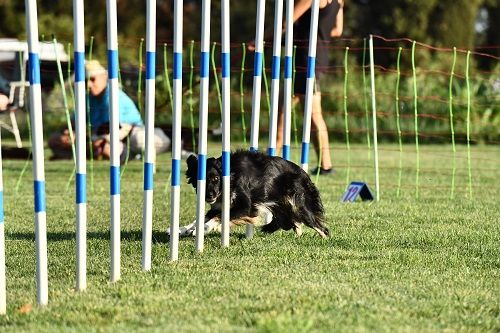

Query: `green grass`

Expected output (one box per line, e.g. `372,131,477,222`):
0,143,499,332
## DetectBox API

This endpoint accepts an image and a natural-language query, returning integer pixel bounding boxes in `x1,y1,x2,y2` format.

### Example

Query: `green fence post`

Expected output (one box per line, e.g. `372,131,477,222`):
211,42,223,115
395,47,403,197
411,41,420,200
362,38,371,160
465,50,473,199
343,47,351,187
448,47,457,199
240,43,248,146
189,40,196,152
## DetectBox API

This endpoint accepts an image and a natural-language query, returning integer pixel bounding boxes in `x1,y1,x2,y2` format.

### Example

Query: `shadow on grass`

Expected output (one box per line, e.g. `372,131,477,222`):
7,229,248,243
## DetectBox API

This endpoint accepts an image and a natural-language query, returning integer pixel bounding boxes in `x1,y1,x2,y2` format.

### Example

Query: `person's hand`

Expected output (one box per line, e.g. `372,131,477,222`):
0,93,9,111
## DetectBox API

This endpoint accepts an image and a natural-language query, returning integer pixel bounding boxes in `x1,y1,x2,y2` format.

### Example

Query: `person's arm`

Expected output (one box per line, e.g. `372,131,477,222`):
293,0,313,23
330,0,343,37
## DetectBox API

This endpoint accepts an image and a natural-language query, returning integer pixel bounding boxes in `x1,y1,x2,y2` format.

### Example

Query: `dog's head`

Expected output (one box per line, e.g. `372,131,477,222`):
186,154,223,204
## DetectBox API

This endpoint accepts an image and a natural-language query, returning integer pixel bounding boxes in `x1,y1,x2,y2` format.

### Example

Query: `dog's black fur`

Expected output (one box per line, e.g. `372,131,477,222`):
185,150,329,237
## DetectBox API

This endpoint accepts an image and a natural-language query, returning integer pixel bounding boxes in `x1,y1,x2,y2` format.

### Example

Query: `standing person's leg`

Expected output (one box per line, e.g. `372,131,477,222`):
310,91,333,171
276,106,285,152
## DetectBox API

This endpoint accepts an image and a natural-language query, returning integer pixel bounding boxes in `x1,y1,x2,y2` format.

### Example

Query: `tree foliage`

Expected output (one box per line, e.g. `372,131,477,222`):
0,0,497,66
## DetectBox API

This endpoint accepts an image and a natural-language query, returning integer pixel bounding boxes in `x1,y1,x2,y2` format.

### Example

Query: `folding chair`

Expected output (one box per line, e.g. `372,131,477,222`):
0,80,29,148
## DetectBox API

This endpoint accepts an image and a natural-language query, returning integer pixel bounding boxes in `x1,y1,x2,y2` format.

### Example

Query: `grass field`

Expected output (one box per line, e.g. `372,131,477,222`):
0,142,499,332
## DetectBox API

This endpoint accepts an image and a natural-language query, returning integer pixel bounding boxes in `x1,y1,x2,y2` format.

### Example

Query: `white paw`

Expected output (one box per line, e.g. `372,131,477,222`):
167,221,196,237
167,218,221,237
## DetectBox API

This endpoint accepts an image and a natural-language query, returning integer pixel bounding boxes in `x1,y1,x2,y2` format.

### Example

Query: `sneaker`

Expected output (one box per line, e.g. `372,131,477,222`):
310,167,335,175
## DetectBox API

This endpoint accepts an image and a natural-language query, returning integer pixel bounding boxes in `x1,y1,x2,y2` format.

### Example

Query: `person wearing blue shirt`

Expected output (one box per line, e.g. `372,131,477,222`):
48,60,170,160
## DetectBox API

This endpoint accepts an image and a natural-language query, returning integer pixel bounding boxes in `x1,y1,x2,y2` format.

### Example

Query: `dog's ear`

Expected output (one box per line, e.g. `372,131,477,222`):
185,154,198,186
211,157,222,174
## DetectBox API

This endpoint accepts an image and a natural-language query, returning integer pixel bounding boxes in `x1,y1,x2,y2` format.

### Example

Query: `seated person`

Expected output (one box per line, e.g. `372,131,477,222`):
49,60,171,161
0,75,11,111
0,93,8,111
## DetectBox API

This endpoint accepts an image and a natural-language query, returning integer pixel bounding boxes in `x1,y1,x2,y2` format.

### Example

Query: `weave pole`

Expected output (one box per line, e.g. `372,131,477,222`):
169,0,183,261
142,0,156,271
282,0,294,161
221,0,230,247
106,0,121,282
465,50,472,199
73,0,87,291
195,0,212,252
448,47,457,199
267,0,283,157
369,35,380,201
411,41,419,200
0,130,5,314
25,0,48,305
247,0,266,238
300,0,320,172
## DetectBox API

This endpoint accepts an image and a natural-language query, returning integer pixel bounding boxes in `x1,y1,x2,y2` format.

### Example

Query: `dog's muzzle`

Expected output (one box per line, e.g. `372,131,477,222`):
206,197,217,204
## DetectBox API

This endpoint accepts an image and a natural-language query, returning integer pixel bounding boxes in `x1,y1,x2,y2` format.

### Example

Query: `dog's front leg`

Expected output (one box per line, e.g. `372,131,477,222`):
229,191,255,220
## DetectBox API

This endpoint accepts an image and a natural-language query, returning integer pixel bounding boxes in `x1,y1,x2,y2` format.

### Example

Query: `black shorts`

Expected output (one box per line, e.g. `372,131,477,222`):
294,71,321,96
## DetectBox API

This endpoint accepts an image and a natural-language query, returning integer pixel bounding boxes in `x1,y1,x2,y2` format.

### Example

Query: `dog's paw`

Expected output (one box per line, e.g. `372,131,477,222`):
167,221,197,237
179,226,196,237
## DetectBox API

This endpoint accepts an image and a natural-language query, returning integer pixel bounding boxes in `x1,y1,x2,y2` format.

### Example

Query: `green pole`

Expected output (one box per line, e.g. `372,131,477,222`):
292,45,299,163
67,43,76,108
448,47,457,199
15,52,30,195
262,42,271,116
211,42,223,115
15,111,31,195
465,50,473,199
163,43,174,114
411,41,420,200
122,38,144,177
343,47,351,187
53,37,76,164
87,36,95,192
362,38,371,159
395,47,403,198
64,42,77,192
137,38,144,117
240,43,248,146
189,40,196,152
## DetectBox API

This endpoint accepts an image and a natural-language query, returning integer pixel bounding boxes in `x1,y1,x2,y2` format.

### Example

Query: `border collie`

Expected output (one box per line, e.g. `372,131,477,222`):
177,150,329,238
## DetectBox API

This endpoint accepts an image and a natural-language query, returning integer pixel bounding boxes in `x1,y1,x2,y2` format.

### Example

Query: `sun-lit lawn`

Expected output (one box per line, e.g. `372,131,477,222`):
0,143,498,332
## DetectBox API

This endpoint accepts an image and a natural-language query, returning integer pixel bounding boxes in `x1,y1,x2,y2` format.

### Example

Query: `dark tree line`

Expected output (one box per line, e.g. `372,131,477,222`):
0,0,498,67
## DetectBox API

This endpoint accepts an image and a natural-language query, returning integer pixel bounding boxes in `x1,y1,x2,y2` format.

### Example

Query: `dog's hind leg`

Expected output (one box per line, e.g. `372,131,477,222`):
293,223,303,237
313,226,329,239
261,220,280,233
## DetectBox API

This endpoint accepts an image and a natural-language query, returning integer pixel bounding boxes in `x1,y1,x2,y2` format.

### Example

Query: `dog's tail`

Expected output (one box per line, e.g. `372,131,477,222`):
303,177,330,238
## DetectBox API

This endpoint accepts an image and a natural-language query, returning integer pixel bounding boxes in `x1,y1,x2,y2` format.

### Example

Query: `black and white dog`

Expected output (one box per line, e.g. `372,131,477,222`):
177,150,329,238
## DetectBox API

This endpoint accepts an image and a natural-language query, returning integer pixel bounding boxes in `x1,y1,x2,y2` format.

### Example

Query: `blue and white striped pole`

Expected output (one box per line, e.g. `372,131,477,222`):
247,0,266,239
300,0,320,172
221,0,230,247
169,0,183,261
25,0,48,305
195,0,211,252
267,0,283,157
249,0,266,153
106,0,121,282
0,130,5,314
73,0,87,291
282,0,294,161
142,0,156,271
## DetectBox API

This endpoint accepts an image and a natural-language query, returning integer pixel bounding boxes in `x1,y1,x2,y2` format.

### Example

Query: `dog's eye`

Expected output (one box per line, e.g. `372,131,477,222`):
214,176,220,182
